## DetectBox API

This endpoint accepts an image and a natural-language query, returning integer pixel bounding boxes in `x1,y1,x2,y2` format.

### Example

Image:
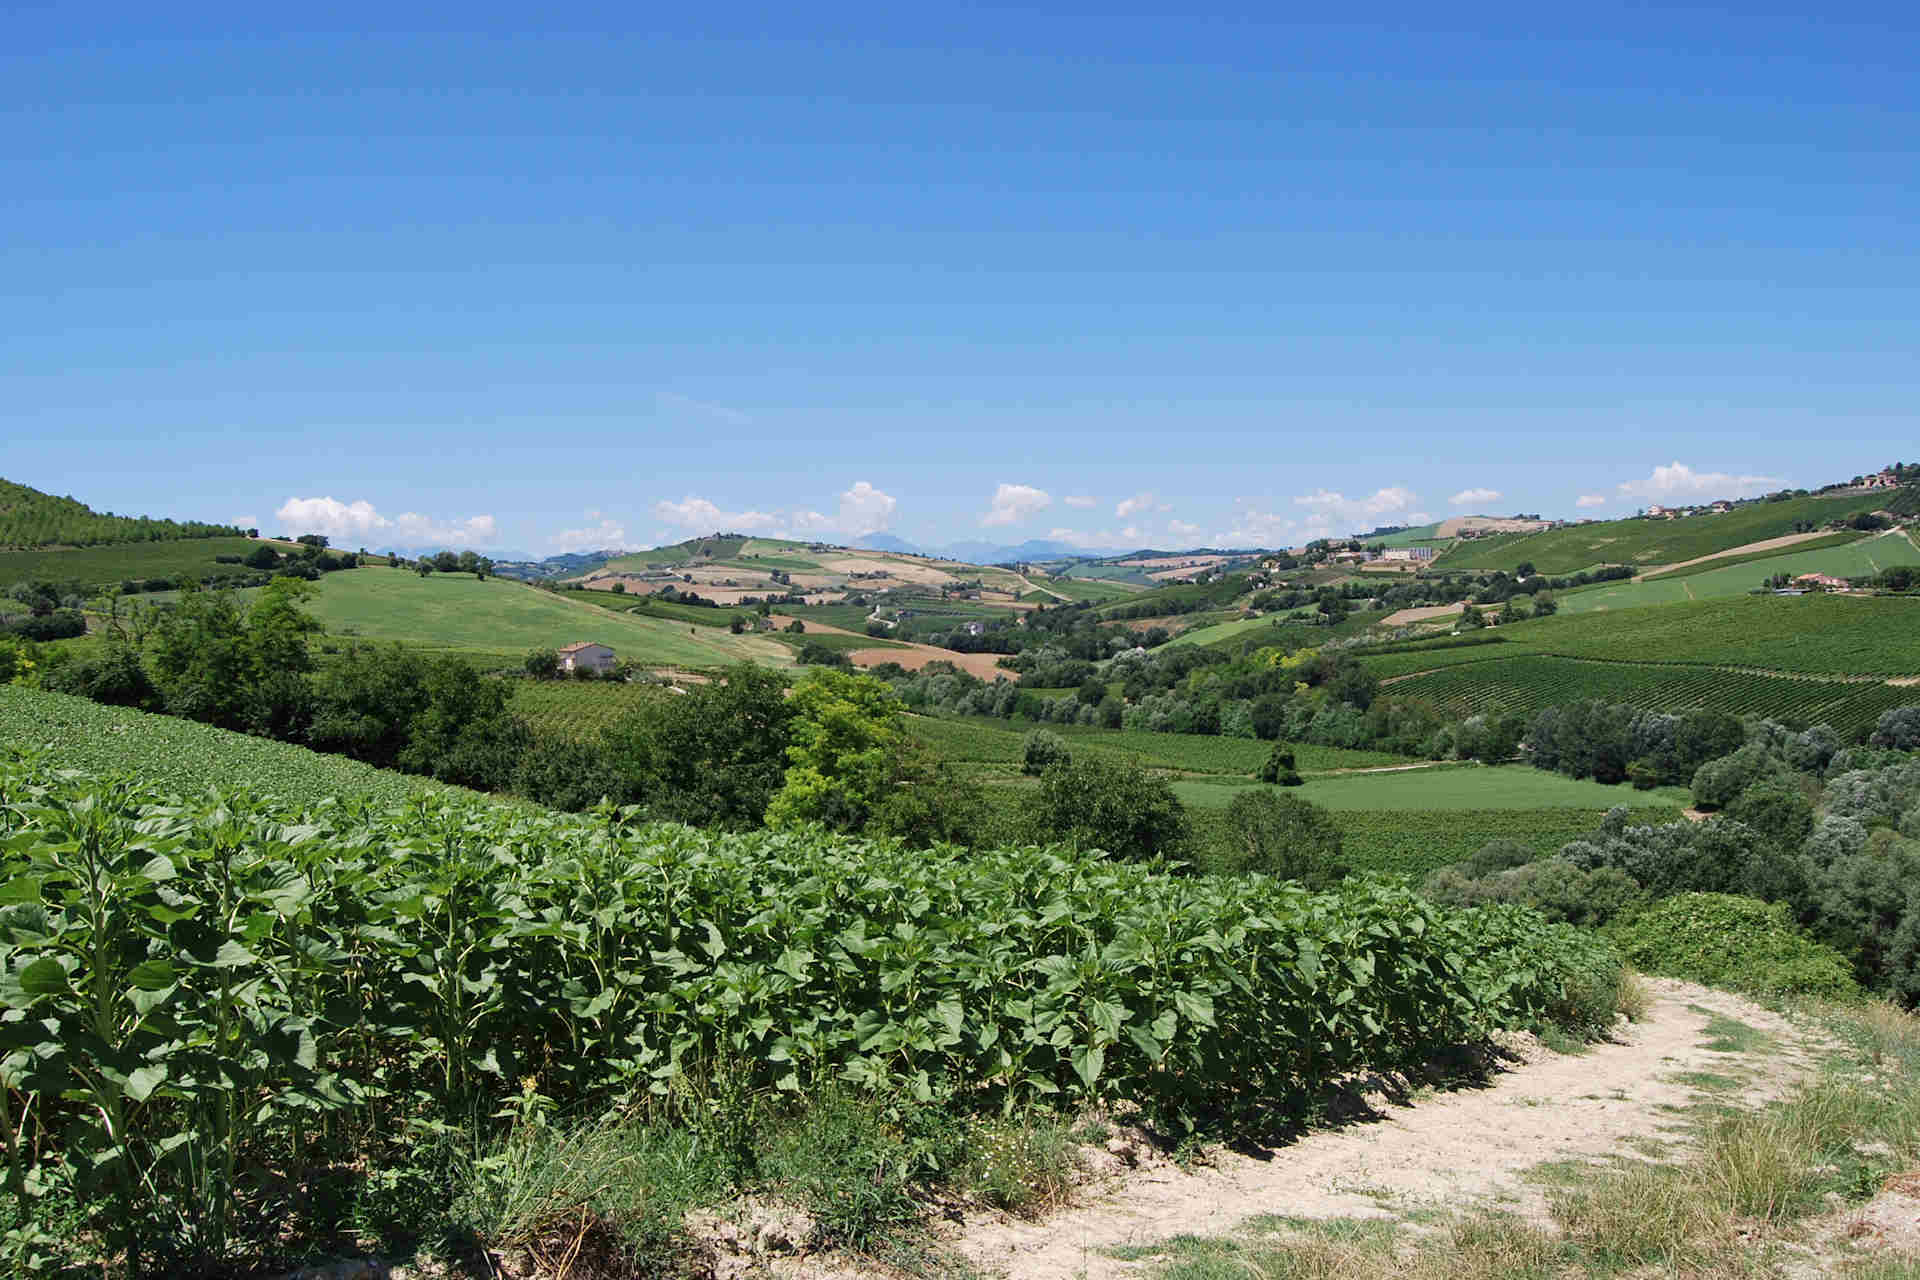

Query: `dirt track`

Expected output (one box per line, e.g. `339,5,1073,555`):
942,979,1820,1279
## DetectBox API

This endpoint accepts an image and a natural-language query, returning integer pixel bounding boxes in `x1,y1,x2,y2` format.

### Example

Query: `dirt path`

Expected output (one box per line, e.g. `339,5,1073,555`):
945,979,1820,1280
1632,530,1840,580
1380,603,1464,626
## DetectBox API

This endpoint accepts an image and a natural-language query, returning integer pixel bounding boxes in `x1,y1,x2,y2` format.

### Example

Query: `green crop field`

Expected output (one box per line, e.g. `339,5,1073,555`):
1364,521,1446,548
1503,595,1920,674
903,714,1412,775
0,535,266,589
301,569,793,669
1191,804,1687,878
775,631,911,654
3,752,1609,1273
589,592,756,628
1172,763,1689,812
1038,576,1145,601
1385,655,1915,735
1432,492,1888,575
0,684,480,807
1554,532,1920,615
508,679,672,739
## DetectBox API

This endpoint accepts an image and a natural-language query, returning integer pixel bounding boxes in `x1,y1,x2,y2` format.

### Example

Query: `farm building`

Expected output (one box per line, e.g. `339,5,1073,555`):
1381,546,1435,562
1793,573,1852,591
557,641,616,673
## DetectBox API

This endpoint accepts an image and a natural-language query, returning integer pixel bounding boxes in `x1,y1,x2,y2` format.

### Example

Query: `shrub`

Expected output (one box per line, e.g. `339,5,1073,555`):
1020,729,1070,777
1459,838,1537,878
40,643,158,709
1608,894,1859,999
1690,742,1787,811
1207,791,1347,887
524,648,560,680
869,768,992,848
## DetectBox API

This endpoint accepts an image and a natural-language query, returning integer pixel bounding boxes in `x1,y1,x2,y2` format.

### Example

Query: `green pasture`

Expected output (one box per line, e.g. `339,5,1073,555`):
1038,576,1145,602
0,535,266,589
301,569,792,669
1431,492,1888,575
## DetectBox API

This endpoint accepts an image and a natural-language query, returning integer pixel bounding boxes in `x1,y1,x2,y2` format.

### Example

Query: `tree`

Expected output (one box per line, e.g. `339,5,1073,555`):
397,659,531,791
524,648,560,680
601,663,796,829
1212,791,1347,886
765,668,906,831
244,544,280,570
1257,743,1301,785
785,619,806,634
611,582,627,594
729,616,746,634
1531,591,1557,616
1459,604,1486,630
1515,561,1536,579
1024,756,1189,862
145,585,253,727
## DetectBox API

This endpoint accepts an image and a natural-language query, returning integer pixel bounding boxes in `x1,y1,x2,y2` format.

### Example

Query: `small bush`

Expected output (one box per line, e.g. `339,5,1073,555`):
1608,893,1860,999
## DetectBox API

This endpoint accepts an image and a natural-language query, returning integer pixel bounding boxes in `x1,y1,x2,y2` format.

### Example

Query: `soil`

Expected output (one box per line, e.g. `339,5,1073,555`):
1380,603,1466,626
767,615,1018,682
936,979,1821,1280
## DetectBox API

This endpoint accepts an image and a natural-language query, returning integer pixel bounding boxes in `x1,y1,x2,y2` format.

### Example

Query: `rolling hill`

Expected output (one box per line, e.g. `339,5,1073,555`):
299,567,793,669
0,477,245,549
1431,491,1895,575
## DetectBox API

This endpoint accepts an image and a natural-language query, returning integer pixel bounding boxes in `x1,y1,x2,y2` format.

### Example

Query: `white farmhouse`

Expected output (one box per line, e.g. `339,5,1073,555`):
557,641,616,674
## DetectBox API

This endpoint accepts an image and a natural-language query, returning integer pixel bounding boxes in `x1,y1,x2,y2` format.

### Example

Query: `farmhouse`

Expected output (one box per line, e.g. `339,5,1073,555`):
1381,546,1435,562
1793,573,1851,592
557,641,616,674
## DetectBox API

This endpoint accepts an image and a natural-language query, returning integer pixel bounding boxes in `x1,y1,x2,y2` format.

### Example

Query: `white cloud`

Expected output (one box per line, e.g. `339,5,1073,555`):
1290,486,1421,536
836,480,897,538
232,514,259,530
1119,525,1145,543
651,495,783,533
1575,493,1609,509
1115,492,1157,518
274,496,499,547
1449,487,1502,506
1063,495,1098,509
552,516,628,553
656,391,751,426
1168,519,1202,537
1618,461,1781,500
981,483,1051,527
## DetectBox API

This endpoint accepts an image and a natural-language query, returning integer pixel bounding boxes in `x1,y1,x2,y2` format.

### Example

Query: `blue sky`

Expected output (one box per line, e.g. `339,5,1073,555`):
4,2,1915,554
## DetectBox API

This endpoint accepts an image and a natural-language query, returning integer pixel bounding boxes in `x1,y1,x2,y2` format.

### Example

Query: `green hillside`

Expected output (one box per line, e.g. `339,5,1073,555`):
1384,655,1914,736
1554,530,1920,615
1365,521,1445,548
1359,594,1920,733
0,476,244,549
1432,491,1891,574
0,684,479,808
301,568,793,668
0,535,267,590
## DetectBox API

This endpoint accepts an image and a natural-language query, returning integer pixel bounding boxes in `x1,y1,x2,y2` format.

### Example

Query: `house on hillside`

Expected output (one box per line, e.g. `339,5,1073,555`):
558,641,616,674
1865,470,1900,490
1381,546,1435,562
1646,504,1672,519
1710,500,1733,514
963,620,986,636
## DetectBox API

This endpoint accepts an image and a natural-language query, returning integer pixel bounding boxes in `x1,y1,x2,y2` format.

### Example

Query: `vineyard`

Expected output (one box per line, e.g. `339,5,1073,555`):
508,679,672,739
903,714,1411,774
1385,655,1917,735
0,756,1621,1273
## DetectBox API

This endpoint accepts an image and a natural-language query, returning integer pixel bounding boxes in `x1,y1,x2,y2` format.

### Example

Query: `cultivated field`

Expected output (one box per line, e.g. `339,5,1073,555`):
1554,530,1920,615
0,684,482,806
